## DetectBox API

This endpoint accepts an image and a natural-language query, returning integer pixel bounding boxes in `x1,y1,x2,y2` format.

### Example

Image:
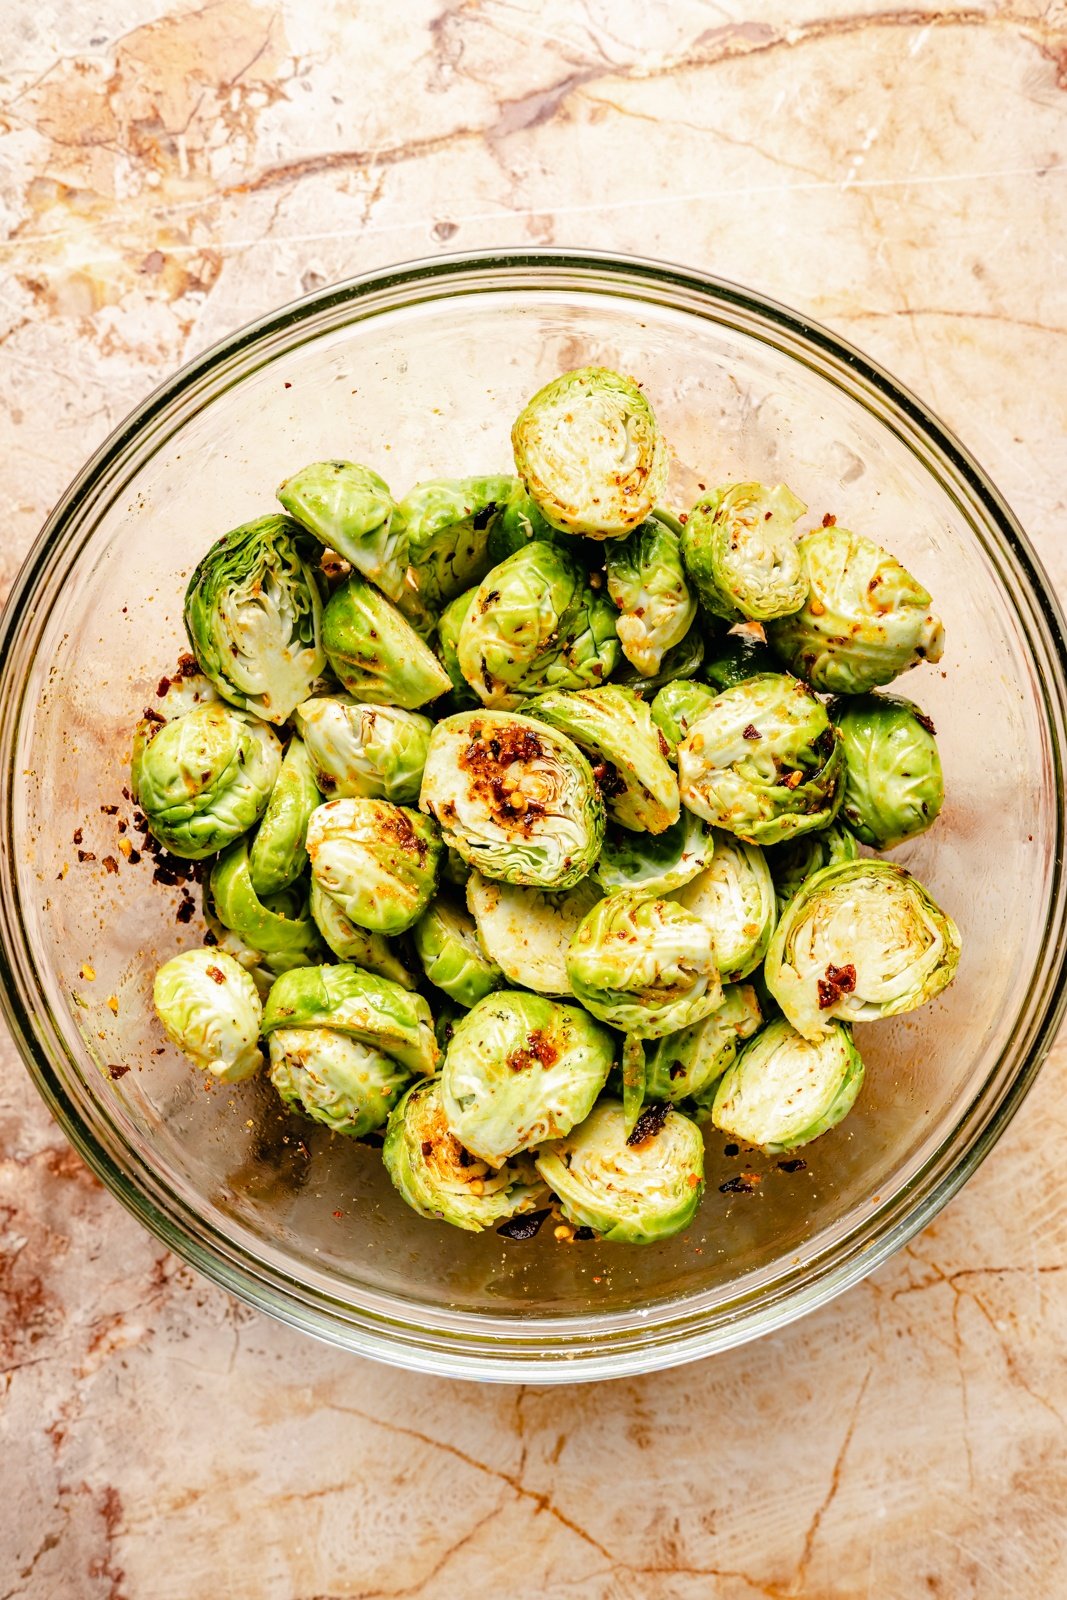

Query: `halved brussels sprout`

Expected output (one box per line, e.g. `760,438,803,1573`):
383,1077,547,1232
309,880,417,990
268,1027,411,1138
764,859,961,1039
394,475,515,616
605,515,696,676
650,680,717,754
456,542,618,709
466,871,602,996
419,710,605,889
527,685,679,834
681,482,808,622
711,1018,864,1150
413,894,502,1007
440,990,615,1165
832,692,944,850
595,810,713,896
613,620,705,694
183,515,325,724
676,673,843,846
767,525,945,693
262,963,438,1075
153,947,263,1082
132,700,281,860
435,588,480,707
321,573,451,709
209,839,324,968
512,366,669,539
535,1100,704,1244
766,822,859,915
295,695,432,804
277,460,407,602
485,479,569,565
566,890,723,1038
306,797,441,935
644,984,763,1109
248,736,321,897
673,832,776,982
704,628,778,692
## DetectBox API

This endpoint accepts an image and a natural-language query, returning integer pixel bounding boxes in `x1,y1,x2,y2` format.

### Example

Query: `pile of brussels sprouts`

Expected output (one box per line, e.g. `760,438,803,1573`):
138,365,960,1246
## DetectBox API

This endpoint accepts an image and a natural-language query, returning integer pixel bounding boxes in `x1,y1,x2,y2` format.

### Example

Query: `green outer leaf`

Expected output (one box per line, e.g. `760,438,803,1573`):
650,680,717,755
535,1100,704,1244
613,621,704,693
605,516,696,677
209,839,324,965
153,947,263,1082
321,573,451,709
435,589,480,706
672,831,776,982
440,989,615,1165
767,525,945,693
249,736,321,896
485,480,570,565
645,984,763,1110
277,460,407,601
703,630,779,692
621,1034,646,1134
268,1026,411,1138
262,963,438,1076
764,858,961,1039
711,1017,864,1151
383,1077,548,1232
527,685,679,833
413,894,502,1008
183,514,326,724
831,691,944,850
295,695,432,804
511,366,669,538
766,822,859,915
308,880,417,990
566,889,724,1038
305,797,442,935
419,709,605,890
595,810,713,896
681,482,808,622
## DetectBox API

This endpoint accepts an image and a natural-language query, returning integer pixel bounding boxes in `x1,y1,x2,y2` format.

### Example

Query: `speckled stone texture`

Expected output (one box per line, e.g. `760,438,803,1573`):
2,2,1066,1596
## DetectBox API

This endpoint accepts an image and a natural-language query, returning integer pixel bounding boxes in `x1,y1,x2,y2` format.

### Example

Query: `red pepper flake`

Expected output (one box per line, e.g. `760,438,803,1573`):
821,513,837,527
107,1063,130,1080
156,676,172,698
723,1142,739,1157
332,1209,344,1220
627,1101,670,1148
127,848,142,865
206,965,226,985
175,900,195,924
497,1208,550,1242
742,723,761,741
102,855,120,875
141,707,165,726
100,804,119,816
719,1172,761,1194
817,962,856,1010
72,827,83,845
283,381,292,389
77,849,96,863
778,1157,807,1173
914,709,937,735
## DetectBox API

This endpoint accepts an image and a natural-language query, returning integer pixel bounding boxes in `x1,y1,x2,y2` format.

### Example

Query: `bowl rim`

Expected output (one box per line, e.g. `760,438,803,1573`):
3,246,1066,1384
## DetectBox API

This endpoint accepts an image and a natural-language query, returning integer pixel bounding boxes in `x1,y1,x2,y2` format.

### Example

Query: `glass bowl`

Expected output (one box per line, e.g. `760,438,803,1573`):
2,250,1065,1384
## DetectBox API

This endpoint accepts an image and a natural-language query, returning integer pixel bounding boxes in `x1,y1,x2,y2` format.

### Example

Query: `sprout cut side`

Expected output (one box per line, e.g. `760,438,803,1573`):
466,871,602,996
711,1017,864,1150
681,482,808,622
672,832,776,982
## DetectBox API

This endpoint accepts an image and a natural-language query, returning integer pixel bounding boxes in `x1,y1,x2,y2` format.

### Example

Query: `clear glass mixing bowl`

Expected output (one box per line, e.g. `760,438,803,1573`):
2,251,1065,1383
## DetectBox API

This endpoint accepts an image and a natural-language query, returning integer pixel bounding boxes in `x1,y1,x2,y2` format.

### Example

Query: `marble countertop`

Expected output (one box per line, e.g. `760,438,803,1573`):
2,2,1066,1594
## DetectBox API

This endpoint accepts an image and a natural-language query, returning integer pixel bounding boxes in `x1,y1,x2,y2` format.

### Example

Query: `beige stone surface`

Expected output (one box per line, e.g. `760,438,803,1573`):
1,2,1066,1595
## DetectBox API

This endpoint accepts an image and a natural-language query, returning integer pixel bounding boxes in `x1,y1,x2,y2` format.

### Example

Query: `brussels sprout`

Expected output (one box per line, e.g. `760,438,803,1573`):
268,1027,411,1138
672,832,776,982
153,947,263,1082
433,1000,465,1054
764,859,961,1039
394,476,515,617
295,695,432,804
209,839,324,968
485,479,570,565
435,589,480,707
766,822,859,914
650,680,717,753
605,515,696,676
613,620,705,694
309,880,417,990
767,525,945,693
440,990,614,1165
153,667,220,718
183,515,325,725
681,482,808,622
419,710,605,889
248,736,321,897
711,1018,864,1151
644,984,763,1109
413,894,502,1007
595,810,712,896
831,692,944,850
321,573,451,709
442,844,472,888
305,797,441,935
383,1077,548,1232
132,701,282,860
277,460,407,602
676,673,843,846
703,629,778,693
262,964,438,1075
456,542,618,709
566,890,723,1038
466,871,602,996
527,685,679,834
512,366,669,539
535,1100,704,1244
